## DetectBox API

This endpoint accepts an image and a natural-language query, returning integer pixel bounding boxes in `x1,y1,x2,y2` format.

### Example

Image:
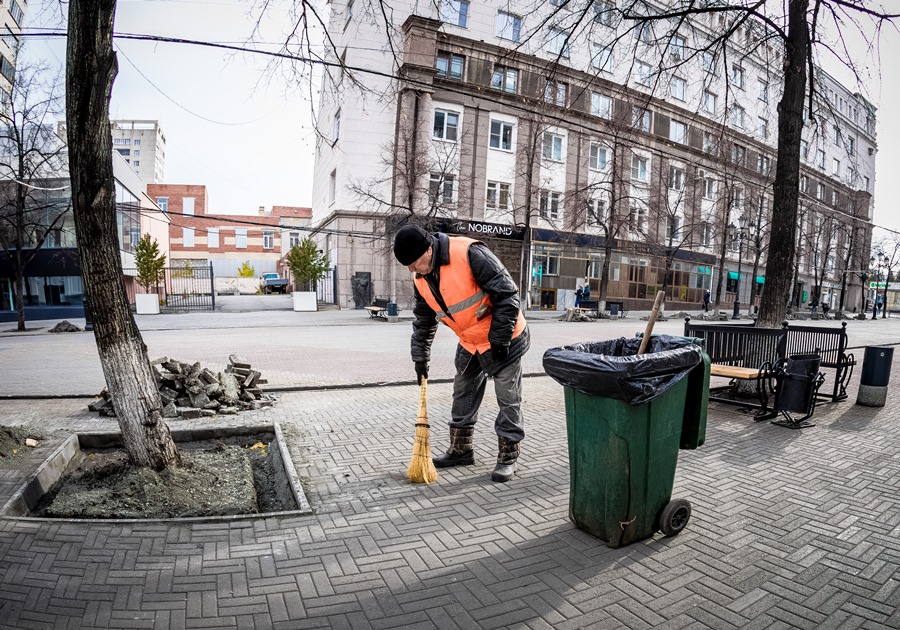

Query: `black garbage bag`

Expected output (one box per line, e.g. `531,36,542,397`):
543,335,703,405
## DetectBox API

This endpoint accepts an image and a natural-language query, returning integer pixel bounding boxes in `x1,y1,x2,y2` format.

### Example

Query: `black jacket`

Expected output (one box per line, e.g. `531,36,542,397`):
410,233,529,372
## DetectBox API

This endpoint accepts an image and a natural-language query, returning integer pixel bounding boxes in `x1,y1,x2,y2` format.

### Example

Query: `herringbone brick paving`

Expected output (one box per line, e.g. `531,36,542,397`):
2,363,900,629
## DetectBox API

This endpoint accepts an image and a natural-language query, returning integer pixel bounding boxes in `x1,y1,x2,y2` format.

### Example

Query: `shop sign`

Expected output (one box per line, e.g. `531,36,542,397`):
446,219,525,241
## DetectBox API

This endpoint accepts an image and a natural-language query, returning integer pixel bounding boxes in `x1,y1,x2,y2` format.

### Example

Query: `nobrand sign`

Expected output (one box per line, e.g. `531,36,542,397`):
441,219,525,241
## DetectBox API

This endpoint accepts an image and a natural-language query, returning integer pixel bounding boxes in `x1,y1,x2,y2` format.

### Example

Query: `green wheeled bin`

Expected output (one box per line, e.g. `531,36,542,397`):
543,336,710,548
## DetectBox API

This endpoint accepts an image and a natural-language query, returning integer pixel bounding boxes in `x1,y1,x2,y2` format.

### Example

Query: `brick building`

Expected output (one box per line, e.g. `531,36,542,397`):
148,183,312,290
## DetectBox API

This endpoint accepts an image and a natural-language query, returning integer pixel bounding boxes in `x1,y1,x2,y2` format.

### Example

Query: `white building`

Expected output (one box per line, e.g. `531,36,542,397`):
0,0,27,108
312,1,876,313
111,119,166,185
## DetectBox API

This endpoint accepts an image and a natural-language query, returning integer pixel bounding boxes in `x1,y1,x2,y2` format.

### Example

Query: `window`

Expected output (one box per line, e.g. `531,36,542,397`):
703,91,717,115
439,0,469,27
486,181,511,211
758,79,768,103
670,120,687,144
635,60,652,87
113,138,129,145
542,132,564,161
496,11,521,41
587,198,607,226
333,109,341,141
730,105,745,128
183,197,195,215
593,0,615,26
329,169,336,203
865,176,870,192
429,173,456,204
491,66,518,93
435,52,464,79
589,143,608,170
669,165,685,190
156,197,168,212
670,76,686,101
8,0,23,25
801,139,809,159
757,155,770,174
731,187,744,210
590,92,612,119
832,158,840,175
629,206,648,231
631,154,648,182
546,28,570,58
635,22,653,43
847,167,857,185
539,190,562,220
666,216,682,240
182,227,195,248
544,80,567,107
758,117,768,139
208,227,219,248
591,43,614,72
670,35,685,61
731,143,746,166
289,232,300,248
263,230,275,250
832,189,839,206
700,222,712,246
816,183,825,200
0,53,14,82
631,106,650,132
489,120,514,150
702,51,714,71
132,150,141,157
833,125,841,146
132,160,140,167
732,65,744,88
115,149,130,157
800,175,808,193
134,139,141,146
703,176,716,200
235,228,248,249
539,252,560,276
433,109,460,141
703,131,717,155
848,137,855,156
816,149,825,169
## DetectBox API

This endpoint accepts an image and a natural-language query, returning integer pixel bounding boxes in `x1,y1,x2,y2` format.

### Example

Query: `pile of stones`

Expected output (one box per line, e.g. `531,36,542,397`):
88,354,277,419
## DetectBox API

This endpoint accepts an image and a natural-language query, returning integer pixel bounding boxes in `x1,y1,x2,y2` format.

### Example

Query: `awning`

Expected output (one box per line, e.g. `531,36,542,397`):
756,276,765,284
727,272,743,280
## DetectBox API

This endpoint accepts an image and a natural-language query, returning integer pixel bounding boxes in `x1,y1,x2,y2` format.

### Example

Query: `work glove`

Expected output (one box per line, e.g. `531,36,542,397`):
491,343,510,363
414,361,429,385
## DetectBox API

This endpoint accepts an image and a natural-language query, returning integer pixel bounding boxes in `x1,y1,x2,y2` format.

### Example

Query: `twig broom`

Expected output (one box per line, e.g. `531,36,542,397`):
408,378,438,483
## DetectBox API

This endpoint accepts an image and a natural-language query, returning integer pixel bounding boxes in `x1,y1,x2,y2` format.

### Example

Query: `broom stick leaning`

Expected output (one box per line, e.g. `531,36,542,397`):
408,378,438,483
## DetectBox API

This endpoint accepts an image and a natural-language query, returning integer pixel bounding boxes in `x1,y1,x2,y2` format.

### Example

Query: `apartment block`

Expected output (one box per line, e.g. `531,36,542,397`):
111,120,166,185
311,0,876,313
0,0,26,108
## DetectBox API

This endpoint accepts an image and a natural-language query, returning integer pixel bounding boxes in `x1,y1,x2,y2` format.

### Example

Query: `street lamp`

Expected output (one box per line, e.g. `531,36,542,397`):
870,254,888,320
730,214,750,319
882,256,891,319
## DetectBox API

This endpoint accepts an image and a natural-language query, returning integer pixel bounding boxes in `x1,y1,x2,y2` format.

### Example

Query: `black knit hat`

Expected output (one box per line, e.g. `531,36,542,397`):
393,225,432,265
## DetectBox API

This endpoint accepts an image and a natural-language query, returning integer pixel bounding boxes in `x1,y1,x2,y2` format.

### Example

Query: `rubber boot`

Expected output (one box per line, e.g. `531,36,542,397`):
491,437,519,482
433,426,475,468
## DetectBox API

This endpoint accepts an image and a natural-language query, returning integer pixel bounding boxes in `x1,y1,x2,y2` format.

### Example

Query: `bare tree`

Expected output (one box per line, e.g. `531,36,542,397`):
0,60,70,332
66,0,180,470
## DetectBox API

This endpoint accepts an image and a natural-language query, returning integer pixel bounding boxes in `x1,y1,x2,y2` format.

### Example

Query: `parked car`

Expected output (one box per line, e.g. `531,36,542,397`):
262,273,289,294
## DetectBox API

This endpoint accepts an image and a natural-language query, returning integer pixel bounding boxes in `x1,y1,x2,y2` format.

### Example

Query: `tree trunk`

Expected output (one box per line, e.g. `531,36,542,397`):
66,0,179,470
756,0,809,328
14,238,24,331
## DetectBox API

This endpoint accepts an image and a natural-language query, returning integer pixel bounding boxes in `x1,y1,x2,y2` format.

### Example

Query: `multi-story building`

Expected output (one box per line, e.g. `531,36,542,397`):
111,119,166,184
311,1,876,314
0,0,26,108
148,183,312,292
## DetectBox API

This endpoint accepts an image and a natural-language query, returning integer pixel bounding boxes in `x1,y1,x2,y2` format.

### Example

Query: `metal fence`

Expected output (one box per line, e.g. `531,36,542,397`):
316,266,337,305
125,264,215,312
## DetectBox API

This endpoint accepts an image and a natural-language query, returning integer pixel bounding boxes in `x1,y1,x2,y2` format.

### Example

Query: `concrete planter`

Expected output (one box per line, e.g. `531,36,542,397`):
135,293,160,315
292,291,317,312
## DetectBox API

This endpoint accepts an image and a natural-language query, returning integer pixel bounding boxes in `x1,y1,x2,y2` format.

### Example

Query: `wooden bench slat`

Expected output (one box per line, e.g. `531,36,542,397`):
709,365,765,379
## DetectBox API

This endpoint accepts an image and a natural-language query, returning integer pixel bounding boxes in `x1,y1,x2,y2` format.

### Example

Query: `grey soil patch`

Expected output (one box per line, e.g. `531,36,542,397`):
37,438,290,519
0,426,41,458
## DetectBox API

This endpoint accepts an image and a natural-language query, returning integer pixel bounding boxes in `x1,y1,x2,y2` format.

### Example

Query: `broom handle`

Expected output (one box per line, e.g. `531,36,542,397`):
418,378,428,420
638,290,666,355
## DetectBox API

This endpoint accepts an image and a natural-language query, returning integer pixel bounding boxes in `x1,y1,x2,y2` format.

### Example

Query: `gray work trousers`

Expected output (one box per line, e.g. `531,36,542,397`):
449,345,524,443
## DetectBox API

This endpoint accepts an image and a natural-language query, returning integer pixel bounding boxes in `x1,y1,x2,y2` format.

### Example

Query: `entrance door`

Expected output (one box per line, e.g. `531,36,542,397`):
540,288,557,310
0,279,11,311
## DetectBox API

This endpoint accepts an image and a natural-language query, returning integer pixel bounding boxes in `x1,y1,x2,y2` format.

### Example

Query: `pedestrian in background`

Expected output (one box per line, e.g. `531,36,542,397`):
703,289,711,313
575,285,583,308
582,283,591,301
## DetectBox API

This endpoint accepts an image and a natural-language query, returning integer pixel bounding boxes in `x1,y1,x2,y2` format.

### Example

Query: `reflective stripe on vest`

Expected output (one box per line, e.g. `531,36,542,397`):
434,289,486,323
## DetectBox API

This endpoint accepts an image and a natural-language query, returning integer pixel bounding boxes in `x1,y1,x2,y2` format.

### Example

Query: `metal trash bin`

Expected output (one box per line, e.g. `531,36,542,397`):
856,346,894,407
771,353,825,429
609,303,619,317
543,336,709,548
386,302,399,322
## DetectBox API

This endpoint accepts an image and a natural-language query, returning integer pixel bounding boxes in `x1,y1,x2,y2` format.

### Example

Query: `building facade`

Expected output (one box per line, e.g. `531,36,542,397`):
148,183,312,291
111,120,166,185
0,0,26,109
311,1,876,314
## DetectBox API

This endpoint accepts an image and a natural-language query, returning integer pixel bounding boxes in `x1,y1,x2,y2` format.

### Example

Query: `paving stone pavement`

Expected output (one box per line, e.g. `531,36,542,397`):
3,347,900,629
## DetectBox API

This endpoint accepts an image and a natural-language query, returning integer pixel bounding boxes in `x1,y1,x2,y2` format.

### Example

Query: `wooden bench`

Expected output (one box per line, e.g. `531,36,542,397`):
579,299,599,317
364,297,392,319
781,321,855,402
684,317,787,418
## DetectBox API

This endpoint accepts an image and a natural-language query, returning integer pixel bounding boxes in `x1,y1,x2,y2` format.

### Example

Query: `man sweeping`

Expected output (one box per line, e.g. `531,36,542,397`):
393,225,530,483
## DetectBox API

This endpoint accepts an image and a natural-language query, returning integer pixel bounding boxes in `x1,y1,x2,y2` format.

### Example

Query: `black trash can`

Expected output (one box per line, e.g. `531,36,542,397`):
386,302,399,317
856,346,894,407
771,353,825,429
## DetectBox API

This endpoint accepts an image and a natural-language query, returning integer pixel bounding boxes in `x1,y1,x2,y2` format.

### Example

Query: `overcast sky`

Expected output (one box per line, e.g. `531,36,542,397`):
23,0,900,236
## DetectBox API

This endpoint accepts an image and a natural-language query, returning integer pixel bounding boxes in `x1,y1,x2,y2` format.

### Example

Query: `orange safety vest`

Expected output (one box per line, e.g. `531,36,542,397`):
414,237,526,354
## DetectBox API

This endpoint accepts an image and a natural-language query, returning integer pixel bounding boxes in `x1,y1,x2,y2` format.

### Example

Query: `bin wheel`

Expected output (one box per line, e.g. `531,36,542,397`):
659,499,691,537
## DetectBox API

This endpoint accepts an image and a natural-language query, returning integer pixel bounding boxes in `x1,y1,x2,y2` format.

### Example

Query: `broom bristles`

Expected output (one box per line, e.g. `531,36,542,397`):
408,378,438,483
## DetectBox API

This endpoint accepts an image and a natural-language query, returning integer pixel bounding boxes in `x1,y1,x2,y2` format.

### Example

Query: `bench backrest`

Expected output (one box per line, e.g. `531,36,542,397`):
782,322,848,367
684,318,786,367
372,298,390,309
